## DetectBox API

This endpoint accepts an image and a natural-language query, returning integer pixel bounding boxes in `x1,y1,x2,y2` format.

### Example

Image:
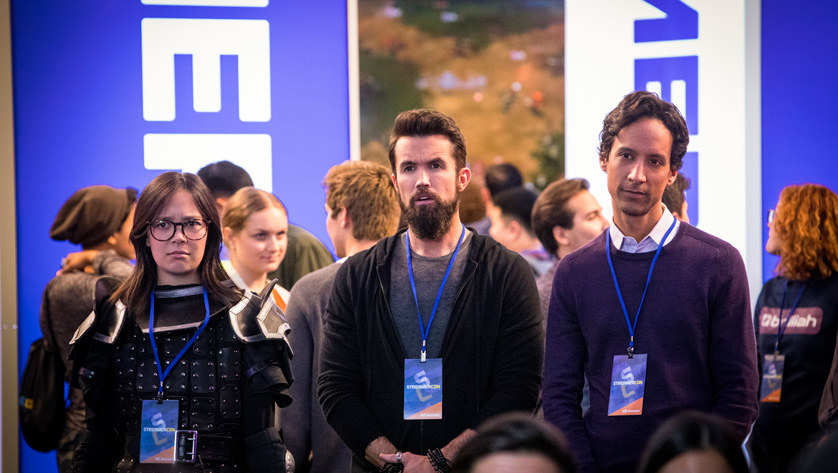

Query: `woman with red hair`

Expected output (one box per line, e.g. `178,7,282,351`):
749,184,838,473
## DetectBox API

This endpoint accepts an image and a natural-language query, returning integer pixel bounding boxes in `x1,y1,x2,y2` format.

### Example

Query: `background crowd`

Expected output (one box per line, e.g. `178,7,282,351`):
28,94,838,473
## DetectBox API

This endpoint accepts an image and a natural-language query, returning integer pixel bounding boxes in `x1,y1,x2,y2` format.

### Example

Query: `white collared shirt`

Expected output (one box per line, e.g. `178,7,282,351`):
221,260,291,307
608,205,680,253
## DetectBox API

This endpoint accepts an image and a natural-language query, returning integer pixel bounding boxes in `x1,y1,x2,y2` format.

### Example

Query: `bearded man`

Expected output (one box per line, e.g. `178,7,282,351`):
318,109,543,473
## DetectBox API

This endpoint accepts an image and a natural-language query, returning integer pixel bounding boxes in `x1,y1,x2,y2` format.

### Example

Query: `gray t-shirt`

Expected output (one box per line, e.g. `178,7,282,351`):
389,230,472,359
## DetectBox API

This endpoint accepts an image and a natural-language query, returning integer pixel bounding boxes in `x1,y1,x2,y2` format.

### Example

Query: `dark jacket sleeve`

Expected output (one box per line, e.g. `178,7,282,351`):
754,282,769,400
72,335,120,471
819,311,838,432
470,251,543,427
543,256,597,473
227,301,297,469
73,429,121,473
317,262,386,456
245,427,292,473
241,377,292,472
708,244,759,439
71,279,123,472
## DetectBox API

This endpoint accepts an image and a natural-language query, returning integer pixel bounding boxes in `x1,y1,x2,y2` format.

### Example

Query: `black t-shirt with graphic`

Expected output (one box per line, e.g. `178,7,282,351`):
751,273,838,472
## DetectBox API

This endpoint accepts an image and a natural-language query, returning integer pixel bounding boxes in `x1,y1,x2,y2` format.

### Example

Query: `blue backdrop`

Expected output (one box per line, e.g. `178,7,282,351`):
761,0,838,282
11,1,838,471
12,2,348,470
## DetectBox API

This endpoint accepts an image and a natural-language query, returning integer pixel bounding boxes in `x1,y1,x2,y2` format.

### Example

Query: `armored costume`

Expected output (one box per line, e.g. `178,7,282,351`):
70,278,294,473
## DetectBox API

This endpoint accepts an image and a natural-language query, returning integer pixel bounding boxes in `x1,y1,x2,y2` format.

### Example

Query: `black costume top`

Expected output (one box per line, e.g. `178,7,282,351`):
70,279,294,473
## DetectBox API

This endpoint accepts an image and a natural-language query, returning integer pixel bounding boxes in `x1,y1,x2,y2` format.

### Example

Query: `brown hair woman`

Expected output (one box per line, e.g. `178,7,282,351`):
70,172,294,472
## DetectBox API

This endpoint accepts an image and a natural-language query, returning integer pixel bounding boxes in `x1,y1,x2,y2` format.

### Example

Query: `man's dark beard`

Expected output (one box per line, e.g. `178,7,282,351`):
400,190,459,241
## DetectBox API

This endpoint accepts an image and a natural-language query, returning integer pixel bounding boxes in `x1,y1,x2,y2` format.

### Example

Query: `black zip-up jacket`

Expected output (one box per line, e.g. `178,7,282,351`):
318,230,543,465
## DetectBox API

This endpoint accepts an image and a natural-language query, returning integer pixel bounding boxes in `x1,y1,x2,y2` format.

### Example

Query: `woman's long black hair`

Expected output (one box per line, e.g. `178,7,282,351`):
111,172,239,315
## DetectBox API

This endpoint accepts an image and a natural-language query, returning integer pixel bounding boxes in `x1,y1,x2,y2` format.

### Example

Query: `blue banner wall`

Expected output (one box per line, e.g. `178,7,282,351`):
564,0,763,301
761,1,838,282
11,1,838,471
12,2,348,471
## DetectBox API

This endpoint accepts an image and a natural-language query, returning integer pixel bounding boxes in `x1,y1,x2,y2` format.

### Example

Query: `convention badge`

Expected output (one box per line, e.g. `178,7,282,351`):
760,353,785,403
404,358,442,420
608,354,647,416
140,399,179,463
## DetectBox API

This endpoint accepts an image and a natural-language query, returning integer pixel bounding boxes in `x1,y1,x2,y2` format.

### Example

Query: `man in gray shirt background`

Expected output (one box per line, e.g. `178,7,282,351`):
282,160,401,473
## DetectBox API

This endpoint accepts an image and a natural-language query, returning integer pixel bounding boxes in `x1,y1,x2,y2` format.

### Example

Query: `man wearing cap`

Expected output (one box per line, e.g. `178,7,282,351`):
42,185,137,473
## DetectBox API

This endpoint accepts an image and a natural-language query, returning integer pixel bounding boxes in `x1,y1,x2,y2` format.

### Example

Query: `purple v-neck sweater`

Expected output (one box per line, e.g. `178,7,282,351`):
543,224,759,473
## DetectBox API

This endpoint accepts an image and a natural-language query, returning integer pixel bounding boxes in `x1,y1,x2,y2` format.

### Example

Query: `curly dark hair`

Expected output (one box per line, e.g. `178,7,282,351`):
599,91,689,171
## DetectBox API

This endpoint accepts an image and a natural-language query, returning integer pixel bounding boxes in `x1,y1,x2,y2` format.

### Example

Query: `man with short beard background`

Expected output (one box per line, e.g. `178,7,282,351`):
318,109,543,473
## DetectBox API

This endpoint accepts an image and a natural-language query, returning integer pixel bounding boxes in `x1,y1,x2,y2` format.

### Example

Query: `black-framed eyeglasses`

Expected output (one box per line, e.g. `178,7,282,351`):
148,219,209,241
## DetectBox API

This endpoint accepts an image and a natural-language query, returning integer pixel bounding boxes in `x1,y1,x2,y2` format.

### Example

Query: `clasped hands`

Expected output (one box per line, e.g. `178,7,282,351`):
379,451,435,473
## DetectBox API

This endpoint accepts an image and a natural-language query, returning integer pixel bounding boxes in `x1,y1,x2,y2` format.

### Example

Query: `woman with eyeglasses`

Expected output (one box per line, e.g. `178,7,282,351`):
70,172,294,472
221,187,290,310
748,184,838,473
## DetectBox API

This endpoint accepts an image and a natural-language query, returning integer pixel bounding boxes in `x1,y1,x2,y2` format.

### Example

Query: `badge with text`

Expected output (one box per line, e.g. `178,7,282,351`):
760,353,785,403
404,358,442,420
140,400,179,463
608,354,647,416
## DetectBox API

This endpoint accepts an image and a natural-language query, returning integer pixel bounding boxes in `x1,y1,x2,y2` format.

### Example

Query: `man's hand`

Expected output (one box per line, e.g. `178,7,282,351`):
441,429,476,463
379,452,435,473
365,436,398,469
367,429,474,472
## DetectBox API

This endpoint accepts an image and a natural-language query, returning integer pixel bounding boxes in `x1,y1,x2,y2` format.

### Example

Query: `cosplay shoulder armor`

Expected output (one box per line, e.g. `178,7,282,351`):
228,279,292,348
69,276,126,346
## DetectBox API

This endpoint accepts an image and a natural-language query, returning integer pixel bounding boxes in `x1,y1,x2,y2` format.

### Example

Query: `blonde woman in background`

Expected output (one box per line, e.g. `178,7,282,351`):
223,186,291,309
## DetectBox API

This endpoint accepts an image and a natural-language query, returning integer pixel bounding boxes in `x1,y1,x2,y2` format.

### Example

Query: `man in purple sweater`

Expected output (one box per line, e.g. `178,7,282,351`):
543,91,759,473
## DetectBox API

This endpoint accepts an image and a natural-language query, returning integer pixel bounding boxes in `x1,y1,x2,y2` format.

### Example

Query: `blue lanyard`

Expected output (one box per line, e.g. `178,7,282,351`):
406,225,466,363
149,287,211,402
606,218,677,358
773,279,807,354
